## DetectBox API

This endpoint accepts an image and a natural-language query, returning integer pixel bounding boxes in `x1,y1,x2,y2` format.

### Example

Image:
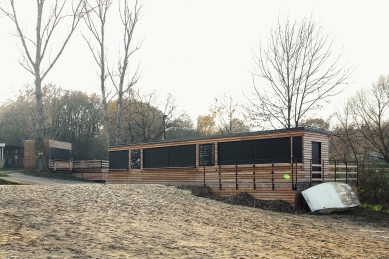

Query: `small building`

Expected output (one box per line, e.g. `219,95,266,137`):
107,127,357,207
24,139,72,171
24,139,108,180
0,143,24,168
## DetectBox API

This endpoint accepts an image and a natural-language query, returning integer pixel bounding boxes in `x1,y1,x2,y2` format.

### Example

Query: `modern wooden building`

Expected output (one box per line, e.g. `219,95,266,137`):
108,127,357,207
24,139,108,180
24,139,72,171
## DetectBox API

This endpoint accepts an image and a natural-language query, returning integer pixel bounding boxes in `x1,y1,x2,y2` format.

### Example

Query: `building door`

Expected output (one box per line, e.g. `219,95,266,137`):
312,142,322,177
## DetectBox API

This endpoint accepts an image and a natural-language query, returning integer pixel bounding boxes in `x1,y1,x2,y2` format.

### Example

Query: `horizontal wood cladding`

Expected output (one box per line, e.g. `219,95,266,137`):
108,164,305,207
24,139,72,171
108,130,308,151
24,140,36,171
71,172,108,181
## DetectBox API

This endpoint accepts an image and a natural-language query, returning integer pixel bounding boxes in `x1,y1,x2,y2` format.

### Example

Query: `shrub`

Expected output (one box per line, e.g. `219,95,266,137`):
357,162,389,209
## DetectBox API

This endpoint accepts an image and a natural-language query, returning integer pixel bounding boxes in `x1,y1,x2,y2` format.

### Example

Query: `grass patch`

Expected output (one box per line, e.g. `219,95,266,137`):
0,172,9,177
23,171,91,182
0,167,23,172
0,178,26,185
360,204,389,214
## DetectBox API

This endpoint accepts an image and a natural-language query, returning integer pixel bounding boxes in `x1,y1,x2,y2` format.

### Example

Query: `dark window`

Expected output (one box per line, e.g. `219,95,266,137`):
312,142,321,164
143,145,196,168
292,136,303,163
218,140,253,165
168,145,196,167
109,150,129,170
143,147,169,168
253,137,291,164
312,142,322,173
50,147,71,160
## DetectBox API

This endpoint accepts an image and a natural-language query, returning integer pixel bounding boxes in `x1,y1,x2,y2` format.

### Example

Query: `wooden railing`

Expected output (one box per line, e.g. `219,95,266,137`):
199,159,358,190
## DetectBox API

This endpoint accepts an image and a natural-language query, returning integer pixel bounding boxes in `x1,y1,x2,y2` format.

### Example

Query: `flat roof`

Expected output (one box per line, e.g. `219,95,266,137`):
0,143,23,149
109,126,329,148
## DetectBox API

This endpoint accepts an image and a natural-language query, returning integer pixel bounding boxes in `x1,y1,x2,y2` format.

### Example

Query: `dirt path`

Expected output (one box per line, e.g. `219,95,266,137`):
1,184,388,258
3,171,89,185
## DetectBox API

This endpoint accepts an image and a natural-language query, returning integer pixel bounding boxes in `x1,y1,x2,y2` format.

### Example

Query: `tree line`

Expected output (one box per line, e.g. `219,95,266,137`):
0,85,252,159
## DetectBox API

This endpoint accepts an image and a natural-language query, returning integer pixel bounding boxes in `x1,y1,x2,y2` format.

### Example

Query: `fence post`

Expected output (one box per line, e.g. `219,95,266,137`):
334,160,337,182
309,159,312,187
271,161,274,190
235,165,238,190
322,159,325,183
291,159,294,190
203,165,206,187
356,161,358,187
295,159,298,190
253,164,256,190
219,165,221,190
345,161,348,183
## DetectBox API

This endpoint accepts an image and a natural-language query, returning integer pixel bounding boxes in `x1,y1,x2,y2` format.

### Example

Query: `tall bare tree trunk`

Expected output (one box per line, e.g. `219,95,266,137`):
1,0,86,171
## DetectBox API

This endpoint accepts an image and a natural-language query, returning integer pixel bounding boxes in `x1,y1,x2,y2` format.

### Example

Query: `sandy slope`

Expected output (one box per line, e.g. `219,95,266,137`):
0,184,388,258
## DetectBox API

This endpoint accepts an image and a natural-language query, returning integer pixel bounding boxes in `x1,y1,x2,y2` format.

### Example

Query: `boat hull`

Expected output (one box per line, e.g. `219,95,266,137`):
301,182,360,214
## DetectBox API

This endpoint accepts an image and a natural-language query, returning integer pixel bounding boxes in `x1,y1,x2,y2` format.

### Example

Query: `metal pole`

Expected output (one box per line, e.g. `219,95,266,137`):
291,159,294,189
219,165,221,190
310,159,312,187
235,164,238,190
272,161,274,190
295,159,298,190
203,165,206,187
253,164,256,190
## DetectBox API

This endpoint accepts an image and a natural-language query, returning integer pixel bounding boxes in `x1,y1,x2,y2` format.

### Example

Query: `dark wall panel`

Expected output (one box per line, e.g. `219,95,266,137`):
218,140,252,165
292,136,303,163
109,150,129,170
50,147,71,160
168,145,196,167
143,147,169,168
253,137,290,163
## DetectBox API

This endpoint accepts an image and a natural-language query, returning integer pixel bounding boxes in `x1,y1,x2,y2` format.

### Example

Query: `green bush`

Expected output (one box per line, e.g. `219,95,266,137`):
357,163,389,209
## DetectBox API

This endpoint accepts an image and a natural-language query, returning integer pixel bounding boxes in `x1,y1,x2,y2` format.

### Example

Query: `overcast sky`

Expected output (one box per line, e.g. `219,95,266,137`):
1,0,389,124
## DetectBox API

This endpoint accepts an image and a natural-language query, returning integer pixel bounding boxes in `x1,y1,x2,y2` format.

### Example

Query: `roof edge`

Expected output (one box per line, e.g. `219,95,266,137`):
109,126,329,148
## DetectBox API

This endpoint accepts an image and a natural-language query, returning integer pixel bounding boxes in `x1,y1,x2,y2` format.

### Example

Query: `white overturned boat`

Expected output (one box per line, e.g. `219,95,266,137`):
301,182,360,214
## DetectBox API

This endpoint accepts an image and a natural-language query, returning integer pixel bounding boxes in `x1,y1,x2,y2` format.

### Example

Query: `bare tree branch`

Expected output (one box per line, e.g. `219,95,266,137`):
247,15,353,129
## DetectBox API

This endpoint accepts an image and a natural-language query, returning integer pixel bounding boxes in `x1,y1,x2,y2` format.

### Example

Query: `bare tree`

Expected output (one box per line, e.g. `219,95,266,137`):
83,0,141,146
246,16,352,129
83,0,113,146
331,101,363,162
110,0,142,145
1,0,86,171
108,90,183,143
349,75,389,163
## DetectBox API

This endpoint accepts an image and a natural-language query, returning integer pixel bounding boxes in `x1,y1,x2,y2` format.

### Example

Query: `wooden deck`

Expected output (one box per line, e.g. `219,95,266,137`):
48,159,109,181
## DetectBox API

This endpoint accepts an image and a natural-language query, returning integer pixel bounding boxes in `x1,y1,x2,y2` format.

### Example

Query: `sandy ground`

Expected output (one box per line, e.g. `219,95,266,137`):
0,184,388,259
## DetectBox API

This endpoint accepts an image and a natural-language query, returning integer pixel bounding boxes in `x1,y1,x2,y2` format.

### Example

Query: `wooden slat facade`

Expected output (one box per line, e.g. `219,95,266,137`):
107,127,346,207
24,139,72,171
